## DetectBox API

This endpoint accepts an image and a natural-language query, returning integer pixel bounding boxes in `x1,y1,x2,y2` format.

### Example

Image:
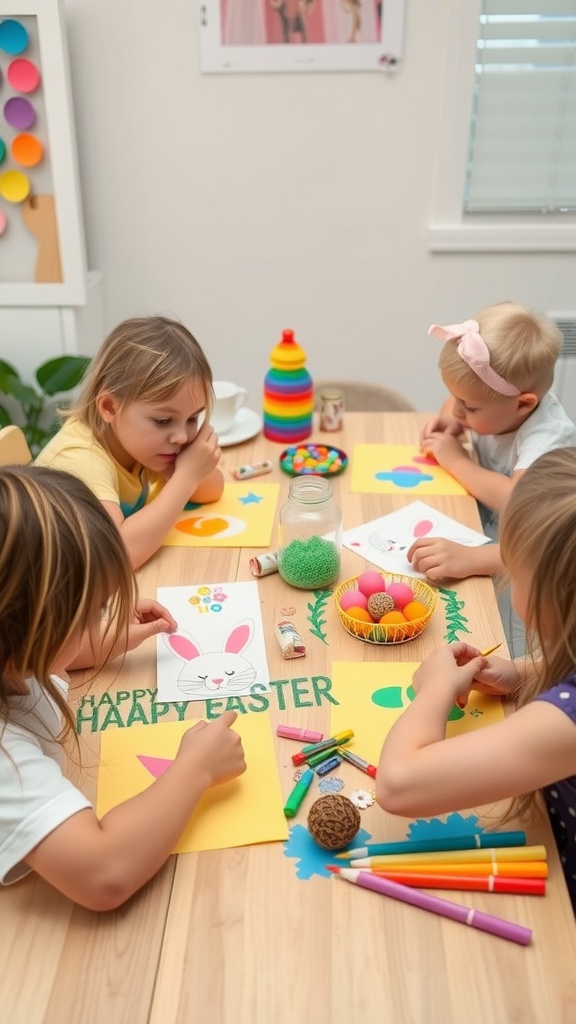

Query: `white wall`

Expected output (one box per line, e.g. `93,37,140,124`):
61,0,576,413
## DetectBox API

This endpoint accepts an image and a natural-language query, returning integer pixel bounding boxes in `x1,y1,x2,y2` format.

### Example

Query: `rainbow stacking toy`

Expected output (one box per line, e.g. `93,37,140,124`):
263,328,314,443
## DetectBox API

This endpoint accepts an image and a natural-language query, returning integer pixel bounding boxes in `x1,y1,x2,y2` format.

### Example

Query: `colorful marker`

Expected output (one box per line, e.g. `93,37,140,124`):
315,755,342,776
283,768,314,818
337,831,527,860
336,748,377,779
349,845,546,869
232,460,273,480
364,871,546,895
292,729,354,766
307,746,339,768
329,867,532,945
276,724,324,743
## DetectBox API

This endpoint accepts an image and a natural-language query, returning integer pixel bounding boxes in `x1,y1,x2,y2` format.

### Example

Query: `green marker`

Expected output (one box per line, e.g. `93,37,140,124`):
307,746,338,768
284,769,314,818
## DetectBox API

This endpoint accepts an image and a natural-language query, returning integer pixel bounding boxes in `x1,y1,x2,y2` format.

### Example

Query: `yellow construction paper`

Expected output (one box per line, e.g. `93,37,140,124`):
163,483,279,547
350,444,467,495
97,713,288,853
330,662,504,765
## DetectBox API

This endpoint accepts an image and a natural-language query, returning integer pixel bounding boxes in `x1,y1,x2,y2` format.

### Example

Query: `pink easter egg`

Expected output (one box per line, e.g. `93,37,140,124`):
357,570,387,599
340,589,368,611
386,581,415,610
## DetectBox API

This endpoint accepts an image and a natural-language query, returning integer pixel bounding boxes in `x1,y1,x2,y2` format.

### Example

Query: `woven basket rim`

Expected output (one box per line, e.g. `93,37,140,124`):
334,572,436,645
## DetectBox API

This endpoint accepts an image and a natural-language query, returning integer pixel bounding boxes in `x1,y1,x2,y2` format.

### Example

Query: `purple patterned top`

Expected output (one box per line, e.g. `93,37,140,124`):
534,678,576,911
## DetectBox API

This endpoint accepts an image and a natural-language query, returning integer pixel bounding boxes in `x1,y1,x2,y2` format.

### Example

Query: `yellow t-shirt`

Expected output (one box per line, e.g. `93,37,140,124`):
35,420,162,517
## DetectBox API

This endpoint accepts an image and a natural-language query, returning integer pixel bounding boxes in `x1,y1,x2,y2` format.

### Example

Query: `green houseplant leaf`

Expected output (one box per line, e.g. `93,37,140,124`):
0,353,91,456
36,355,91,396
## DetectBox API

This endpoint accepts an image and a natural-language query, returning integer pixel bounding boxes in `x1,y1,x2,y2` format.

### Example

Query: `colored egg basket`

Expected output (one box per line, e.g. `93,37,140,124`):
334,573,436,644
279,443,348,477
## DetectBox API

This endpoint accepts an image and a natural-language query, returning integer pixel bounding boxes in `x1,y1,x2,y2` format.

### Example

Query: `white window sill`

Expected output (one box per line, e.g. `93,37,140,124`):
428,223,576,254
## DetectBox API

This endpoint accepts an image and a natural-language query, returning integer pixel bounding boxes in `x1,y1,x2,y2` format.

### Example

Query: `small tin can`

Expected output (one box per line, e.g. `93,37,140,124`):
319,388,344,432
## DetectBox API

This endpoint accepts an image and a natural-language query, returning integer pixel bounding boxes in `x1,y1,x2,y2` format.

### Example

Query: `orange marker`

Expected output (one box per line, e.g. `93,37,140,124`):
367,871,546,895
370,861,548,879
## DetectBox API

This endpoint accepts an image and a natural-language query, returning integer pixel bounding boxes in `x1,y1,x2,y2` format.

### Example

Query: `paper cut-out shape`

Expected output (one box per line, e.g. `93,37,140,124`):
351,444,468,495
342,500,489,578
156,581,270,703
136,753,173,778
98,713,288,853
162,482,279,547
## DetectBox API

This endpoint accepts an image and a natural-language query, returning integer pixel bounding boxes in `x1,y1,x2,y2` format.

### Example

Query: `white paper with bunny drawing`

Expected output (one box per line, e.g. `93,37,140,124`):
156,581,270,703
342,500,490,579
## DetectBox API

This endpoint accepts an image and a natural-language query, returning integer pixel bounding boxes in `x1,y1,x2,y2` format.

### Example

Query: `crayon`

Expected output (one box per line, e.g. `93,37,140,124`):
364,871,546,895
329,867,532,945
283,768,314,818
481,642,503,656
368,861,548,879
276,724,324,743
336,748,377,779
349,845,546,869
337,831,526,860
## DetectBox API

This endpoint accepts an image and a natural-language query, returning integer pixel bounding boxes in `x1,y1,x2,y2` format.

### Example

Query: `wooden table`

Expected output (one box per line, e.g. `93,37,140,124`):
3,413,576,1024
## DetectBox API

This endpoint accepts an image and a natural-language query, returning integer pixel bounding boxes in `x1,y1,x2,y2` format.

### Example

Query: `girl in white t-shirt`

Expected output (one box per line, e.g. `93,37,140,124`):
0,465,245,909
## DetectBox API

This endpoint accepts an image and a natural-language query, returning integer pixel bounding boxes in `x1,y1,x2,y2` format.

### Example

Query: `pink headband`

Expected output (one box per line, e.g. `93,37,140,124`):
428,319,521,397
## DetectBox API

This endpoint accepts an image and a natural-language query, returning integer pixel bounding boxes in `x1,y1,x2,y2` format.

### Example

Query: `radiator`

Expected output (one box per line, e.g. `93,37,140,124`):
551,316,576,425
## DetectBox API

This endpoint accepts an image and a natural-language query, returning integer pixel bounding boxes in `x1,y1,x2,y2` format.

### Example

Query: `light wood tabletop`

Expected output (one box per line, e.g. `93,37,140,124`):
2,412,576,1024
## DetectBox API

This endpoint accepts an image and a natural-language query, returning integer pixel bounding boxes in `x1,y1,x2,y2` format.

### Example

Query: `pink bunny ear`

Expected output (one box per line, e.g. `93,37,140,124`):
224,620,253,655
412,518,437,538
166,633,202,660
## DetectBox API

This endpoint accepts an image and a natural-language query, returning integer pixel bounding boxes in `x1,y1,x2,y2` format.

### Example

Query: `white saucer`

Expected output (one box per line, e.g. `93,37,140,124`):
217,407,262,447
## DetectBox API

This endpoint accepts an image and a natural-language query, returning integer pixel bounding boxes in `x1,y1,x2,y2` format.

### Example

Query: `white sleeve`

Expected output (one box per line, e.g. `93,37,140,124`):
0,726,91,885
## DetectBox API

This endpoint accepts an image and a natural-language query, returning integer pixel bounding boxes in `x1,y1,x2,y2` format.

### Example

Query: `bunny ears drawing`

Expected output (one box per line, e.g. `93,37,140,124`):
164,619,257,699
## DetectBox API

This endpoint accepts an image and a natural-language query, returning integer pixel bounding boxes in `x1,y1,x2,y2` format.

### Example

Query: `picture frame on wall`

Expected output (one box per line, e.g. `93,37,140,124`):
0,0,87,305
199,0,406,74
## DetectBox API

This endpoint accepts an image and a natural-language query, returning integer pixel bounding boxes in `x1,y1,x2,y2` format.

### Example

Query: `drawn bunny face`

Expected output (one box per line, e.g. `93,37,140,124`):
164,619,257,698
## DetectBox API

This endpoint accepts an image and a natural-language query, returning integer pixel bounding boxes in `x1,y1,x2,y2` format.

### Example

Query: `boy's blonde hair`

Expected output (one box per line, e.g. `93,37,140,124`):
66,315,214,440
0,465,136,747
438,302,561,400
499,446,576,819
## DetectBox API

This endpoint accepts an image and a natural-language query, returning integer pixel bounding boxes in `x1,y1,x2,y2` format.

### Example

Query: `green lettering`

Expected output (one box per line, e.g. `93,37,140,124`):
115,690,131,704
151,702,171,723
78,693,95,708
132,689,147,702
311,675,338,706
98,692,114,706
100,704,125,730
127,701,149,727
269,679,290,711
291,677,313,708
76,704,98,734
205,698,225,720
173,701,190,721
225,696,247,714
246,684,269,713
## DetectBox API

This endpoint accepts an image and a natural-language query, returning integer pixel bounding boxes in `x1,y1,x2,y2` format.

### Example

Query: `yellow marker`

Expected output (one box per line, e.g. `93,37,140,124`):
349,845,547,869
481,642,502,657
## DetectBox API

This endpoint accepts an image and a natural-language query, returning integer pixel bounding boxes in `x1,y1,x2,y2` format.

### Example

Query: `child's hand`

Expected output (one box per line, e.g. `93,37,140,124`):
420,415,463,446
408,537,476,581
470,656,520,700
178,711,246,787
125,598,177,648
174,421,221,483
421,432,470,473
412,643,488,708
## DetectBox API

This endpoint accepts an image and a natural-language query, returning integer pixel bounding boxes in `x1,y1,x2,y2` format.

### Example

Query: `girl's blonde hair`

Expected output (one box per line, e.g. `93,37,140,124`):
499,446,576,818
0,465,136,746
438,301,561,400
66,315,214,441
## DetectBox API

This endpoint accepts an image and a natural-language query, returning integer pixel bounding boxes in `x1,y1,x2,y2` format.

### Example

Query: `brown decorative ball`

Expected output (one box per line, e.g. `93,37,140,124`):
367,592,395,620
307,794,361,851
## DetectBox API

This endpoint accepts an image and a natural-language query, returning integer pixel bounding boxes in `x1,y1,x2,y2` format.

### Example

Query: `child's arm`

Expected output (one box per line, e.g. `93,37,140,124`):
104,422,222,568
65,598,178,671
25,711,245,911
407,539,502,581
376,645,576,818
421,432,522,510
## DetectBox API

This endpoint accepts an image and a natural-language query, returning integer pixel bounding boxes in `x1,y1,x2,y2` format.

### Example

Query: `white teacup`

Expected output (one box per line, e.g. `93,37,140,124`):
211,380,247,435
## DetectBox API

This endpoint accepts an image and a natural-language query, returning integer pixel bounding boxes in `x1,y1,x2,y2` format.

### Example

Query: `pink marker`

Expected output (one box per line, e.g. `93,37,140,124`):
276,724,324,743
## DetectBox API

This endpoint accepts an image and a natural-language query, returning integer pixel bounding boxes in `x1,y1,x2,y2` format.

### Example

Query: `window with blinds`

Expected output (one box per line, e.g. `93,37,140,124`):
464,1,576,213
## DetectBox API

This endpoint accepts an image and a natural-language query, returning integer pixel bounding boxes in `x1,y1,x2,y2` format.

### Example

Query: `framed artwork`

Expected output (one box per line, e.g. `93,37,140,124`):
199,0,406,74
0,1,87,305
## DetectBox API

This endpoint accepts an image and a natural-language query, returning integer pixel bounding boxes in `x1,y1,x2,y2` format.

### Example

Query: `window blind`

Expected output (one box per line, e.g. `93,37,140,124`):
465,1,576,213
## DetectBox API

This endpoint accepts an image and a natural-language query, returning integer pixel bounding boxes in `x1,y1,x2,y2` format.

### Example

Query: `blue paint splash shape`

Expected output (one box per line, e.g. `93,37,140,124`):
374,467,433,489
407,812,481,841
283,824,372,880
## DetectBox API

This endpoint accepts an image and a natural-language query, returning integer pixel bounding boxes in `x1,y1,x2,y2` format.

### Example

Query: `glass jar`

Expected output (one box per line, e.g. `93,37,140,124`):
277,476,342,589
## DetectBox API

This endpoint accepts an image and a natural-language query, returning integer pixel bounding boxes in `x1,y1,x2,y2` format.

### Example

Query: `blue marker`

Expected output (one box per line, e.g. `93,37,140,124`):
315,755,342,776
